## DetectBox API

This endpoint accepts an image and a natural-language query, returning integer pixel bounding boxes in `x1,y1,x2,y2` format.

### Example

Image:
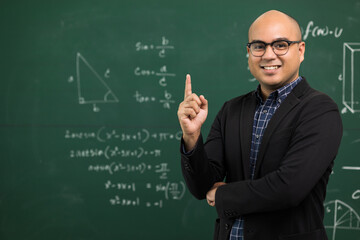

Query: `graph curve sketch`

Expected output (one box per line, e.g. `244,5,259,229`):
324,199,360,240
76,52,119,112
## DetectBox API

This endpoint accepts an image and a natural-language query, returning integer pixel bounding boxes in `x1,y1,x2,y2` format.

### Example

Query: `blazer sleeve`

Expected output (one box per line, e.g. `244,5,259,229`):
180,102,228,200
215,93,343,218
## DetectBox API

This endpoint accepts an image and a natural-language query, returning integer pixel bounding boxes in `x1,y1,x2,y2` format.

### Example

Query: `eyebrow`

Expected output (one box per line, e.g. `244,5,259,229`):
250,37,290,43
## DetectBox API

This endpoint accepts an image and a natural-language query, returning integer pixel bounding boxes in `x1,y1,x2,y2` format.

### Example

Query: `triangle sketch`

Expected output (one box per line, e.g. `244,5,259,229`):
324,199,360,240
76,52,119,112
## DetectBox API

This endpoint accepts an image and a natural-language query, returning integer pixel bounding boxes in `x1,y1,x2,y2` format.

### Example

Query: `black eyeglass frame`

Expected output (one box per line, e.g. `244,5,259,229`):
247,40,302,57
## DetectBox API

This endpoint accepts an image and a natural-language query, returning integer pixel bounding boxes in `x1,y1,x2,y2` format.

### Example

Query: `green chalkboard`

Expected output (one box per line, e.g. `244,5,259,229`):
1,0,359,239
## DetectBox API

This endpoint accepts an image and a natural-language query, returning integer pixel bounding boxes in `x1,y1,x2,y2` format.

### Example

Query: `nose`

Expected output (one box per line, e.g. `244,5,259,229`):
262,44,277,59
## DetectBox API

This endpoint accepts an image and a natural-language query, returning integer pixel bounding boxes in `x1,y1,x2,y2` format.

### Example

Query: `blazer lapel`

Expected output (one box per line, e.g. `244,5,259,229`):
254,79,310,178
240,92,257,180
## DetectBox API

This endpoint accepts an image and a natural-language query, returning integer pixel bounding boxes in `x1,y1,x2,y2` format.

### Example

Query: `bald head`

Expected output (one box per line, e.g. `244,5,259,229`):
248,10,302,42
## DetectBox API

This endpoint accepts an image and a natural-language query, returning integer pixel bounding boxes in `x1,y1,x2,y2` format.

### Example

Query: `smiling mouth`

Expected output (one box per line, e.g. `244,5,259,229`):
261,66,280,70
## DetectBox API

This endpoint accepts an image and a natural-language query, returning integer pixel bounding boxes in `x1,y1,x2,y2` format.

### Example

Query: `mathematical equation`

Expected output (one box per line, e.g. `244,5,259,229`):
105,180,185,200
109,196,164,208
134,90,175,109
88,162,170,179
134,36,176,109
134,65,175,87
65,127,182,143
302,21,343,41
65,125,184,208
70,146,161,159
135,36,174,58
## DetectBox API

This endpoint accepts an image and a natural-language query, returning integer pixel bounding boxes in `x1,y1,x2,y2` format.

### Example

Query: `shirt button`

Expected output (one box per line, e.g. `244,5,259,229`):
263,109,267,113
256,134,260,139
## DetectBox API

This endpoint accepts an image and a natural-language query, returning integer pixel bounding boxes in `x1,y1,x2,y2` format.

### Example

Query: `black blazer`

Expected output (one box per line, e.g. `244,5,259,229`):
181,79,343,240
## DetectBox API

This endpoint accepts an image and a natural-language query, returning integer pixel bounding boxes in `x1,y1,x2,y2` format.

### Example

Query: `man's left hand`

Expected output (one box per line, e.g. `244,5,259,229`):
206,182,226,207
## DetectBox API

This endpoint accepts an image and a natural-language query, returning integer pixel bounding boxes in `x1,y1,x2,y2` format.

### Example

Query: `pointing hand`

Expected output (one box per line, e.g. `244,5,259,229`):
177,74,208,151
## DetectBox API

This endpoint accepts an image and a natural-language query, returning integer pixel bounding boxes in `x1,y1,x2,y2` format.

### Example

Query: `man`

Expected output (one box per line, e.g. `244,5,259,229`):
177,10,342,240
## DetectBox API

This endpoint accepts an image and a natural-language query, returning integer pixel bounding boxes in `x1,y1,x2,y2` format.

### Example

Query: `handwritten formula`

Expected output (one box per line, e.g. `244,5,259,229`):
65,127,184,208
134,36,176,109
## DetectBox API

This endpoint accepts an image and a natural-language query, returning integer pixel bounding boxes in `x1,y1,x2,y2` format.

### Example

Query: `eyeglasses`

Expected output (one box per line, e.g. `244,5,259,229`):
247,40,302,57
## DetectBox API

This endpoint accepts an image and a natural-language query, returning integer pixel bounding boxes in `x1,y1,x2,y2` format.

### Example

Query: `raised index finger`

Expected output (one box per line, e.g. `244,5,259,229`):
184,74,192,99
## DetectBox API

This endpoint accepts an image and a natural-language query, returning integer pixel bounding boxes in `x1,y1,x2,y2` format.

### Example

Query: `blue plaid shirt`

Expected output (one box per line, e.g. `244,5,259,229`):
229,77,302,240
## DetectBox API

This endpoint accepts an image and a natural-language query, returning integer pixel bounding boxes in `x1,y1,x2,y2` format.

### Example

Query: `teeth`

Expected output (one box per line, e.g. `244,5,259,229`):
263,66,279,70
264,66,279,70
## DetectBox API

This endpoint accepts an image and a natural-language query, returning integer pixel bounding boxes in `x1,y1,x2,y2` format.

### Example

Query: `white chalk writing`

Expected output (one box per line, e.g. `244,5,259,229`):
303,21,343,41
65,127,182,143
134,36,176,109
135,36,174,58
70,147,161,159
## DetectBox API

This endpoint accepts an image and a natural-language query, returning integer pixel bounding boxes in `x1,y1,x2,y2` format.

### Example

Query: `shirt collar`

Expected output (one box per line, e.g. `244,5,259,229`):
255,76,303,104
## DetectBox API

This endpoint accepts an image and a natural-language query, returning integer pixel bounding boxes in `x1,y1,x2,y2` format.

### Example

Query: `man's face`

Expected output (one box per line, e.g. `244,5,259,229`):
248,13,305,96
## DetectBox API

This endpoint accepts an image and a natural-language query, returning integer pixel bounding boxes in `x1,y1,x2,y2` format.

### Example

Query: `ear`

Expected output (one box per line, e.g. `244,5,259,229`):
247,47,252,65
299,41,305,63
